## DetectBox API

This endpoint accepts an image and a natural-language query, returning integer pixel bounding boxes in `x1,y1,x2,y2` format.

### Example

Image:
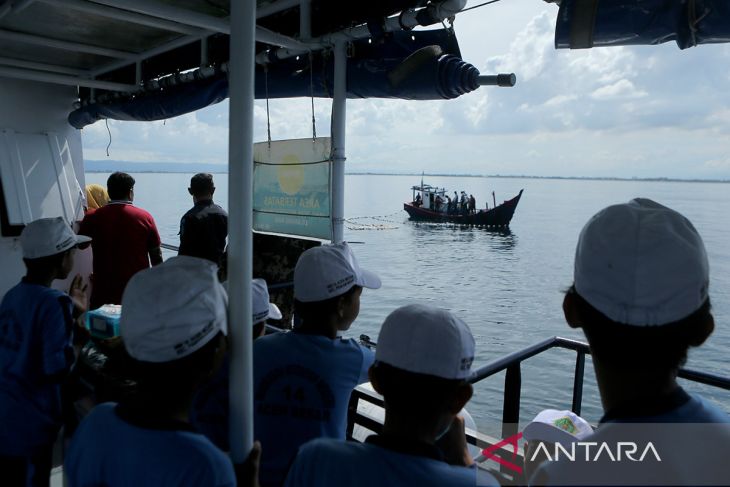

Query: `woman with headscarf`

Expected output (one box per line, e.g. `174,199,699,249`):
85,184,109,215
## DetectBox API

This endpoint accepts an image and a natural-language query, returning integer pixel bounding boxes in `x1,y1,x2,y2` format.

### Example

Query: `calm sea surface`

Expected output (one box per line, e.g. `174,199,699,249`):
86,172,730,432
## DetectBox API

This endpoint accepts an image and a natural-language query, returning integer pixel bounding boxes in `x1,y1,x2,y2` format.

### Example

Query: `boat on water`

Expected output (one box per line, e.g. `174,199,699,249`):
404,183,523,227
2,0,730,485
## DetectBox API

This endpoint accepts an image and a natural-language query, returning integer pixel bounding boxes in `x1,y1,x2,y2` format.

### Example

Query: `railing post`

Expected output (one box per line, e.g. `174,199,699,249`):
501,363,521,440
572,351,585,415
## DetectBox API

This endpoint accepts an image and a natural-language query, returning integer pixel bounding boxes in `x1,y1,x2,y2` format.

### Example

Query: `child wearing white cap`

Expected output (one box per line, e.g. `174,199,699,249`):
191,278,282,451
254,242,381,487
534,198,730,485
0,217,90,486
522,409,592,481
283,304,499,487
64,256,238,487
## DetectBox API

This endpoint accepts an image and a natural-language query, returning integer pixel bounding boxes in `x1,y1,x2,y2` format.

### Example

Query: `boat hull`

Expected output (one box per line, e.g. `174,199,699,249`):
403,190,523,226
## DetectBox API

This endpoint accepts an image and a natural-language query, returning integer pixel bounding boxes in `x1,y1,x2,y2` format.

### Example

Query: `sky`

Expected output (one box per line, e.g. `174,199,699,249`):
81,0,730,180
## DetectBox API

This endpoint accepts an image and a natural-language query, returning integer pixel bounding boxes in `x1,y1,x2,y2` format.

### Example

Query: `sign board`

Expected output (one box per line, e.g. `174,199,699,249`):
253,137,331,240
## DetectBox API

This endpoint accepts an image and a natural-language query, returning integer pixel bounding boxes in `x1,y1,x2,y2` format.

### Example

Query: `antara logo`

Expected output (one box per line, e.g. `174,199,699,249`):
478,433,662,474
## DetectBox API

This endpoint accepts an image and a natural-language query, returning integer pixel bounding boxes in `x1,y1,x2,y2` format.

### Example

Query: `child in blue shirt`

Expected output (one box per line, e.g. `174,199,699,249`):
0,217,90,487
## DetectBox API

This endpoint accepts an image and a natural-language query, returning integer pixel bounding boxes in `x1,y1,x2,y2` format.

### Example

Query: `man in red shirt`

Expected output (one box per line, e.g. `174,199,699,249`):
79,172,162,308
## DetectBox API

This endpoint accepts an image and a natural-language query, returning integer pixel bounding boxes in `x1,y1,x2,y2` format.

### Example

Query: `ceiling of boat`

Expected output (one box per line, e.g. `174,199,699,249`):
0,0,429,91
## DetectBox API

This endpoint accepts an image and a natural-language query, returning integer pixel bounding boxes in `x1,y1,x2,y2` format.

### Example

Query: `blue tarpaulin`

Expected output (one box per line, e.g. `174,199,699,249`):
555,0,730,50
68,29,483,129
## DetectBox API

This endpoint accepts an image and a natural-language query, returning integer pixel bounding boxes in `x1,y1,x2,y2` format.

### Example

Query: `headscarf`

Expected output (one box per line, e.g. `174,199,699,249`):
86,184,109,210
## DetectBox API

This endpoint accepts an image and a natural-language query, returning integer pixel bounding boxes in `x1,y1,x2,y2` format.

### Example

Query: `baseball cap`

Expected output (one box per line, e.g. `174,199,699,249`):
523,409,593,446
20,217,91,259
574,198,709,327
375,304,475,380
121,255,228,363
293,242,381,302
253,278,282,324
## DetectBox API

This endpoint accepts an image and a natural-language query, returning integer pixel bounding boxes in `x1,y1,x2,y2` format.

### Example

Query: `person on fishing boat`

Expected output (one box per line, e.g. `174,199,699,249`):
468,195,476,214
191,278,282,451
0,217,90,487
79,172,163,309
283,304,499,487
414,193,422,207
254,242,381,487
64,256,246,487
533,198,730,485
178,173,228,265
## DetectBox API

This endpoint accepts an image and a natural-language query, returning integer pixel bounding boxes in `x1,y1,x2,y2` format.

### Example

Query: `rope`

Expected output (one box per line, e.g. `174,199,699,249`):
105,119,112,157
265,64,271,148
309,51,317,140
345,211,402,230
461,0,503,13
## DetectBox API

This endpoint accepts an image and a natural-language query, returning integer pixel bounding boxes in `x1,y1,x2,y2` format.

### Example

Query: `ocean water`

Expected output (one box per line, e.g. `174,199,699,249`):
86,172,730,432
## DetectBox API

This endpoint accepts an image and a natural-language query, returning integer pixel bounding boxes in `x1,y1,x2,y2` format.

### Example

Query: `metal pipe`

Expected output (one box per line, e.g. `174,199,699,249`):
478,74,517,87
0,29,136,59
299,0,311,39
0,65,139,91
501,363,521,450
91,34,203,77
38,0,205,35
90,0,229,33
256,0,299,19
0,56,90,76
227,0,255,464
330,41,347,243
200,36,208,67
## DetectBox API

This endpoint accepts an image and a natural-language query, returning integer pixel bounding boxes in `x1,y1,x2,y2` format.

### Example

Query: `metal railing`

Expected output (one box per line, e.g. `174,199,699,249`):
347,335,730,482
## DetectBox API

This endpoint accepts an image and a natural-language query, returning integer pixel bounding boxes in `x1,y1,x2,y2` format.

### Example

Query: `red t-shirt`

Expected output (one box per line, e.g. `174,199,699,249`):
79,202,161,308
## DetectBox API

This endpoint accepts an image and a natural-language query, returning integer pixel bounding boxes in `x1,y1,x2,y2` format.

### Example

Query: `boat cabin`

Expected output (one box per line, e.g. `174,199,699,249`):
411,183,448,212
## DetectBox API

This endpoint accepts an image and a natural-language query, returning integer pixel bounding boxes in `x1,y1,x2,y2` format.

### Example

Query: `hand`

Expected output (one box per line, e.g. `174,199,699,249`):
435,415,474,467
234,441,262,487
68,274,89,317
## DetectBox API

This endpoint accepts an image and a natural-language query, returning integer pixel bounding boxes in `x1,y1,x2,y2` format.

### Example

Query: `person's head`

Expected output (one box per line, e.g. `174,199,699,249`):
189,173,215,201
121,256,228,402
293,242,381,333
522,409,593,481
370,304,475,439
252,278,282,339
564,198,714,373
85,184,109,210
107,172,135,201
20,217,91,280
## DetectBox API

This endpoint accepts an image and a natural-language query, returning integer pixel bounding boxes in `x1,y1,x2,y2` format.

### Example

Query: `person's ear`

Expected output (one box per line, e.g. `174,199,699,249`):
188,188,194,196
448,383,473,414
688,313,715,347
563,292,583,329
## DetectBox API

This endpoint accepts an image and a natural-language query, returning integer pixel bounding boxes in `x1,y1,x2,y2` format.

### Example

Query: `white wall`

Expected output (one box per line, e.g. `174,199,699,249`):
0,77,85,299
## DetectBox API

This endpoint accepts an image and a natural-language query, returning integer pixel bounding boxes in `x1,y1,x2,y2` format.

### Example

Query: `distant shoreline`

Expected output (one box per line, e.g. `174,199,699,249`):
85,169,730,184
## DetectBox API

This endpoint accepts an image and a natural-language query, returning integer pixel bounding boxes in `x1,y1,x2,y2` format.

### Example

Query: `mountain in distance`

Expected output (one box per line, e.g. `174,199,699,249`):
85,160,227,173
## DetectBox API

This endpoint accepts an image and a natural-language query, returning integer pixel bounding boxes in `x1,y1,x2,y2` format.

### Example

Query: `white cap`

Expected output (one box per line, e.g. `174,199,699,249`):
252,278,282,324
375,304,475,380
523,409,593,446
121,255,228,363
20,217,91,259
574,198,709,326
294,242,381,302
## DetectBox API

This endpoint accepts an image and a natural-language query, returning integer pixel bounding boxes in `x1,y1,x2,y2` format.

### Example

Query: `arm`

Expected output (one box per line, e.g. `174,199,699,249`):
435,415,474,467
148,214,163,265
234,441,262,487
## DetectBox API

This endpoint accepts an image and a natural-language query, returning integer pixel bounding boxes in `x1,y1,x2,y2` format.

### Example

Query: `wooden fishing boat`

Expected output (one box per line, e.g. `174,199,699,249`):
403,183,523,226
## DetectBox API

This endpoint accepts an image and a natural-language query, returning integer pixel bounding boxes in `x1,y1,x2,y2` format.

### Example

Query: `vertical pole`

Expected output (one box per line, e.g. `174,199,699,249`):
501,364,521,440
330,41,347,243
228,0,255,464
572,351,585,415
299,0,311,39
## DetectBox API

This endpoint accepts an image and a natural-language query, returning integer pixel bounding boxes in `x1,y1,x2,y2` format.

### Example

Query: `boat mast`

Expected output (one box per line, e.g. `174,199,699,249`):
227,0,255,463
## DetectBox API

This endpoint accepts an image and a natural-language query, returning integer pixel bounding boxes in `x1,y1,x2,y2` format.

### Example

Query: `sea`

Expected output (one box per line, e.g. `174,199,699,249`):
86,172,730,434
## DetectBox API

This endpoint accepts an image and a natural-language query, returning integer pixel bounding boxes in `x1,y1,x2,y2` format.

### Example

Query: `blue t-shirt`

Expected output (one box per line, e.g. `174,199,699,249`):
535,390,730,485
0,282,74,455
65,403,236,487
254,332,374,487
284,437,500,487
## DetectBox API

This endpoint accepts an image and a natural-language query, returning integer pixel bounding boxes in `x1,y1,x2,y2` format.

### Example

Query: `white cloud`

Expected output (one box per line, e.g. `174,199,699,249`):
590,79,647,100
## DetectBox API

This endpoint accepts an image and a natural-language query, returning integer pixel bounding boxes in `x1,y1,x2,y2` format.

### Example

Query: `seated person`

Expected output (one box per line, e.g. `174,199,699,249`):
534,198,730,485
284,304,499,487
64,256,237,486
522,409,592,482
254,242,380,487
191,278,282,451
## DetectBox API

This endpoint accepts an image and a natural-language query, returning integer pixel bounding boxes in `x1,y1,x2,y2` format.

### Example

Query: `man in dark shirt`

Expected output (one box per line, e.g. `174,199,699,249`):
179,173,228,264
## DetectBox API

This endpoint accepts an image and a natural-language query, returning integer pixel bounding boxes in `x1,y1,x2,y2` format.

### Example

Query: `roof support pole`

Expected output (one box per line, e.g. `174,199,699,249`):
227,0,255,465
330,40,347,243
0,65,139,91
0,29,136,59
0,56,90,76
299,0,311,39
